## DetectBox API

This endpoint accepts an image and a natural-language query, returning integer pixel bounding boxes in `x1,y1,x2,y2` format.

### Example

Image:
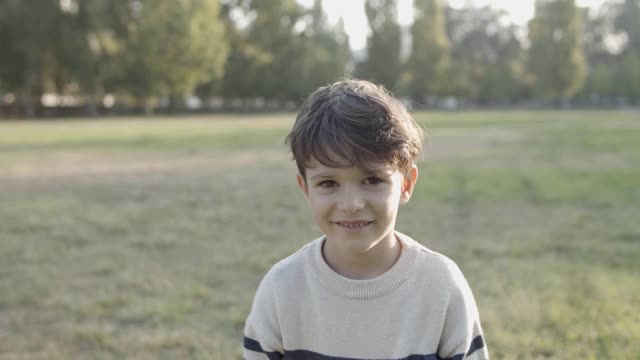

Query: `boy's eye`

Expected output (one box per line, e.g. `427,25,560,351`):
318,180,337,188
364,177,383,185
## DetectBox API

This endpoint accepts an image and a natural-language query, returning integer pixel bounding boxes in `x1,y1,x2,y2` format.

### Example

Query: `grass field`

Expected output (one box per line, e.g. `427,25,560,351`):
0,111,639,359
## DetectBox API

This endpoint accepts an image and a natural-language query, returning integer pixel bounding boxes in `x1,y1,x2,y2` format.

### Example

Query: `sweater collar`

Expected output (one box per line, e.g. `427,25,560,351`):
306,231,420,300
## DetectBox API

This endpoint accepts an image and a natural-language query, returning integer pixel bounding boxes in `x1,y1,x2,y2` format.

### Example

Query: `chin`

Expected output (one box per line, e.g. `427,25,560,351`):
333,234,381,253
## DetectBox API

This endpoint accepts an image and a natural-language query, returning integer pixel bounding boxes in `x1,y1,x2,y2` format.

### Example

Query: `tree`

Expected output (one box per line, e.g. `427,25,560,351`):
301,0,351,93
578,3,617,102
117,0,228,112
404,0,451,102
359,0,402,90
0,0,65,116
243,0,307,102
54,1,132,115
219,0,348,105
446,5,525,104
214,0,270,102
614,0,640,54
613,0,640,102
613,53,640,102
527,0,587,102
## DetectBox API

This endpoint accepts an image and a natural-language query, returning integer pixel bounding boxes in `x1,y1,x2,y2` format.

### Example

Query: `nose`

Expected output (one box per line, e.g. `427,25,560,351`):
337,185,365,213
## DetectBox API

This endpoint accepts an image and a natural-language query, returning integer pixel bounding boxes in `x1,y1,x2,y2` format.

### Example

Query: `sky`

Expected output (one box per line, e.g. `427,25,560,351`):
298,0,611,50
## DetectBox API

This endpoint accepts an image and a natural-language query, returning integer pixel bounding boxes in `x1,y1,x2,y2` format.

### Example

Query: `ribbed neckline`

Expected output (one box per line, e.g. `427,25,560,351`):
306,232,420,300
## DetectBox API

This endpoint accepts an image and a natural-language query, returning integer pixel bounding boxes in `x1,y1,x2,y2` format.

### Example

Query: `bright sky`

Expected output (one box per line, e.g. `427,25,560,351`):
298,0,611,50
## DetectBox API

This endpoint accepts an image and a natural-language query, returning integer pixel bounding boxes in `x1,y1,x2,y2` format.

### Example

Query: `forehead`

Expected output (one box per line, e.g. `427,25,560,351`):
305,157,395,177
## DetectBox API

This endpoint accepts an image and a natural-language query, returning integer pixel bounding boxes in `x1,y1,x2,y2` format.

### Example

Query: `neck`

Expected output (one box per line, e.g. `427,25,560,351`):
322,233,402,279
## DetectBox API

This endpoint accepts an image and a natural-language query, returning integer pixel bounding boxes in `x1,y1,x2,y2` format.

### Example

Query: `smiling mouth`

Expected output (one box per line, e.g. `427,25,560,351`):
334,221,373,228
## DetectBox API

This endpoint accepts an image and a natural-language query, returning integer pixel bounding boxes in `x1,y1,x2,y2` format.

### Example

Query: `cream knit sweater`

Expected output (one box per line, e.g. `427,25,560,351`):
243,232,489,360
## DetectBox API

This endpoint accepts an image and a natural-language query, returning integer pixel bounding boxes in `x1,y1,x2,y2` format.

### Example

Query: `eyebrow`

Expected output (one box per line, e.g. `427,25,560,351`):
308,168,394,181
362,168,394,177
308,173,335,181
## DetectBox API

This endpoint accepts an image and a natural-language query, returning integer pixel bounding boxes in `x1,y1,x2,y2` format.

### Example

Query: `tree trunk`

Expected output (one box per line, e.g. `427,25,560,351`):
21,71,38,118
86,95,98,117
20,90,35,118
144,98,155,115
22,98,35,118
168,94,183,114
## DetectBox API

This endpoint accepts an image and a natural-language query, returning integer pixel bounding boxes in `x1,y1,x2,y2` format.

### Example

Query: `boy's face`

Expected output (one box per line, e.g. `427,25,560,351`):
297,158,418,257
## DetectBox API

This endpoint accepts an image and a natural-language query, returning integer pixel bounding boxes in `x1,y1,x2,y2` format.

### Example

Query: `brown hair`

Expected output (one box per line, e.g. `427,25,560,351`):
285,79,424,178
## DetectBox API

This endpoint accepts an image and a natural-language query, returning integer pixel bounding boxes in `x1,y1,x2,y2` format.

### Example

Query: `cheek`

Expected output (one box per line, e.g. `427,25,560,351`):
308,195,332,213
386,189,404,212
373,190,400,210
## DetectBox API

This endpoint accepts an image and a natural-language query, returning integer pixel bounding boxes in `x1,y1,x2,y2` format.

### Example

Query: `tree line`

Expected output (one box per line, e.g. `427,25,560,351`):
1,0,639,117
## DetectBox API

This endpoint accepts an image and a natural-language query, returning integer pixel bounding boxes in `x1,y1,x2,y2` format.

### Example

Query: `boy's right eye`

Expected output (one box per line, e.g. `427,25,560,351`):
318,180,337,188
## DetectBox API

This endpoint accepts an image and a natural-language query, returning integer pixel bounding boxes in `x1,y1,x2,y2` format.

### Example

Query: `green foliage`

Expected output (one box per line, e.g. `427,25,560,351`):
613,53,640,99
301,1,351,93
0,1,228,114
218,3,272,100
220,0,349,103
55,2,131,114
614,0,640,53
577,0,640,103
118,0,228,102
2,0,640,112
403,0,451,100
0,0,65,116
359,0,402,90
611,0,640,101
527,0,587,100
579,5,616,101
242,0,306,101
446,6,525,103
587,63,614,97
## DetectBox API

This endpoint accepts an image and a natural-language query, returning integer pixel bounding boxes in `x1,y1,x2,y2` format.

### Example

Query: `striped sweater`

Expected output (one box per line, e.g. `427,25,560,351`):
243,232,489,360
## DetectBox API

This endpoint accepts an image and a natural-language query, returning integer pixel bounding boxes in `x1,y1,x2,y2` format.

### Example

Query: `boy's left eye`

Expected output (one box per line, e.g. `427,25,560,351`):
318,180,337,188
364,177,383,185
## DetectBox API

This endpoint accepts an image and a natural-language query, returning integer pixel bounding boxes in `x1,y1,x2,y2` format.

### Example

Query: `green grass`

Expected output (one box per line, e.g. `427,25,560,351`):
1,111,639,359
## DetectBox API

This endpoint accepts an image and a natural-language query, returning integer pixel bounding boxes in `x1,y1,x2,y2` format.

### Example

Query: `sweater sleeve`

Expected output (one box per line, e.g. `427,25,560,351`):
438,264,489,360
243,273,284,360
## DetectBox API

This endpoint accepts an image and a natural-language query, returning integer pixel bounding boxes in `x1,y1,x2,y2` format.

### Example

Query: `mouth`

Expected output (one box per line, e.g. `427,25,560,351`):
333,220,373,230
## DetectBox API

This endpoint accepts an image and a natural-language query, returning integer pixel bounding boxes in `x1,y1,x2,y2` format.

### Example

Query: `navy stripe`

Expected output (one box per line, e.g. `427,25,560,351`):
244,335,486,360
440,355,462,360
465,335,485,357
283,351,439,360
244,336,284,360
438,335,486,360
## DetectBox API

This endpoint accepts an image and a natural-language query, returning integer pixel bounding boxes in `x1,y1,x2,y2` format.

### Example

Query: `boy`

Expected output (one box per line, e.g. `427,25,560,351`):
243,79,489,360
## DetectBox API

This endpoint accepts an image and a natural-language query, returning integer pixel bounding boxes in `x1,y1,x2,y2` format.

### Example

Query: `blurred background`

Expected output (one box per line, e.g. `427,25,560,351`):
1,0,639,117
0,0,639,359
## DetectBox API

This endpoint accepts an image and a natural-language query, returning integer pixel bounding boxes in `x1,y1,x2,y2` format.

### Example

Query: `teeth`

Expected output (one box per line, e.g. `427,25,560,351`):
340,222,368,228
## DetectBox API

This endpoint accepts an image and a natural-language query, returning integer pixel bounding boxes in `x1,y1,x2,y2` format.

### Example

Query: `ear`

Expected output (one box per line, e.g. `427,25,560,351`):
400,164,418,204
296,173,309,200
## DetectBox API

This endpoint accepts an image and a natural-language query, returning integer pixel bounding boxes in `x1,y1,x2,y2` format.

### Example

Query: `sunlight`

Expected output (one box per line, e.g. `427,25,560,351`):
301,0,610,50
